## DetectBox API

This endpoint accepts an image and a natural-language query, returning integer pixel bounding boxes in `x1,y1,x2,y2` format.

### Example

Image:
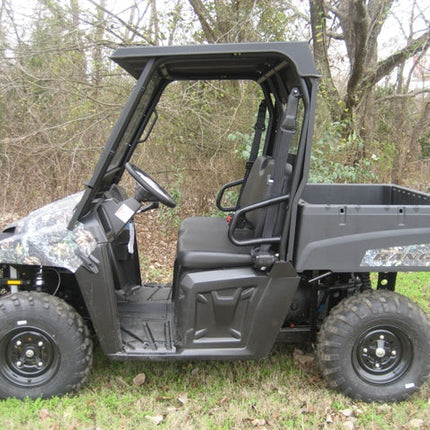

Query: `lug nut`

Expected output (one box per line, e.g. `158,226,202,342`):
363,348,368,353
391,350,397,356
16,340,22,347
16,360,23,367
375,363,380,368
38,341,43,347
37,361,43,368
379,335,385,340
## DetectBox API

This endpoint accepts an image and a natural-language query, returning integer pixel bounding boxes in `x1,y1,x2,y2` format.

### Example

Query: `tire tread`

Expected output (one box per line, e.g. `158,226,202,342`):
0,292,92,398
317,290,430,402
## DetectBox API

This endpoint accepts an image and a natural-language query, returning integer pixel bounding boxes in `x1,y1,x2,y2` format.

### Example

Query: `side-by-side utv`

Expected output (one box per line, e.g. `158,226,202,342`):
1,42,429,402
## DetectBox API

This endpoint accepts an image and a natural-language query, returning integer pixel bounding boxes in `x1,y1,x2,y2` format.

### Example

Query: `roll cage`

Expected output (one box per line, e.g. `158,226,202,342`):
69,42,320,263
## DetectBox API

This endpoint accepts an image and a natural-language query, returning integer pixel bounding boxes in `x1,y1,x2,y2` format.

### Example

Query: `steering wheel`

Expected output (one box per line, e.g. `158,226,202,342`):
125,162,176,208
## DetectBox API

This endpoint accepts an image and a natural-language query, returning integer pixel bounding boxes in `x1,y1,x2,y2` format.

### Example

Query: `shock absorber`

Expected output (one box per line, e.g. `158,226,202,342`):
34,266,45,292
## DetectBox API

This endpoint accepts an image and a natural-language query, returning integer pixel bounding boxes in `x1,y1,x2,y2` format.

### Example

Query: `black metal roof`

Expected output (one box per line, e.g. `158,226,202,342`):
111,42,320,80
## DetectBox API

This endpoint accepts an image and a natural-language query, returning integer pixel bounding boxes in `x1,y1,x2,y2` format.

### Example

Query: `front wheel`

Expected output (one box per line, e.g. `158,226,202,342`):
317,290,430,402
0,292,92,399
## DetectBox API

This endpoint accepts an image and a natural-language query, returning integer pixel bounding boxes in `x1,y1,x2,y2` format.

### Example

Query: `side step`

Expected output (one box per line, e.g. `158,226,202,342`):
117,284,176,354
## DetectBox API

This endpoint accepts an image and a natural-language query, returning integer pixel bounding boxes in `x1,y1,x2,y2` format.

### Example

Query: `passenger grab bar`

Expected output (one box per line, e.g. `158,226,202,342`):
216,179,244,212
228,194,290,246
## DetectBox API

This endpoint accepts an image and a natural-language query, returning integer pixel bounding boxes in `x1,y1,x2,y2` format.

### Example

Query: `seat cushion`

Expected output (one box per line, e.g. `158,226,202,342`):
177,217,253,270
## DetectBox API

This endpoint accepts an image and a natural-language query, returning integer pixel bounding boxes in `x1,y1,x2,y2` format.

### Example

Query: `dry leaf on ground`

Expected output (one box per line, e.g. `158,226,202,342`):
133,372,147,386
39,409,51,420
145,415,164,425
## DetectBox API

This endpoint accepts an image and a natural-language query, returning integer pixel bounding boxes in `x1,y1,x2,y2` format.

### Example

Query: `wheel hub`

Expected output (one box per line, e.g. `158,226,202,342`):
375,347,386,358
25,348,35,358
353,326,412,385
1,327,60,387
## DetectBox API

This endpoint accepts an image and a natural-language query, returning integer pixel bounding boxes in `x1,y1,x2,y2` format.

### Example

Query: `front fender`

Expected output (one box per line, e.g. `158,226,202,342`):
0,192,97,272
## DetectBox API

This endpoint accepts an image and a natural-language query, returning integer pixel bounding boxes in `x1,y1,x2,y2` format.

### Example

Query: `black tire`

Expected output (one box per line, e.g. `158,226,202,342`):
317,290,430,402
0,292,92,399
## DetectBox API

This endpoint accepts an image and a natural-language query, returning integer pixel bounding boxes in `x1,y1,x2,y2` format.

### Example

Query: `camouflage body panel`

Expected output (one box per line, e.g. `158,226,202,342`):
0,192,97,272
361,244,430,268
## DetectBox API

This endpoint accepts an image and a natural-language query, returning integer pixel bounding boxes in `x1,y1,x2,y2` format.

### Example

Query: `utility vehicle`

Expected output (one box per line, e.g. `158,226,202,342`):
0,42,429,402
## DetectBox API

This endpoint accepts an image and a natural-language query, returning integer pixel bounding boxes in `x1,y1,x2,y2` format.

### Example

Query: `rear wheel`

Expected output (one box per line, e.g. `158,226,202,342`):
317,290,430,402
0,292,92,399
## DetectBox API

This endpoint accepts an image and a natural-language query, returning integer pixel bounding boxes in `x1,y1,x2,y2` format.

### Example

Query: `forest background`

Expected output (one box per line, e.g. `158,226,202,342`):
0,0,429,220
0,0,430,218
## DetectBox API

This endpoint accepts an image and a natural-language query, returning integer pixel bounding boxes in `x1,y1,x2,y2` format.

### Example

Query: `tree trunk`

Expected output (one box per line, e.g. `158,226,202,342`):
309,0,429,166
92,0,106,97
309,0,340,120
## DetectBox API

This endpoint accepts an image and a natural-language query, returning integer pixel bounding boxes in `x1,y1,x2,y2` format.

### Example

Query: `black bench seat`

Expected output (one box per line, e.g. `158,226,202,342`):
176,217,253,270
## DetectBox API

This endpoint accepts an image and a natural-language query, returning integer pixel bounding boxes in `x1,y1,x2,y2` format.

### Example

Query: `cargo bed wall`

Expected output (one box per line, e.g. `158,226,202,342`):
294,184,430,272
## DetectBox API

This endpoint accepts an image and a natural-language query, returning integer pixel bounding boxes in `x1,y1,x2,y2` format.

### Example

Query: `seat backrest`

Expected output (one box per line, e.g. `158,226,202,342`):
237,155,293,232
237,155,274,227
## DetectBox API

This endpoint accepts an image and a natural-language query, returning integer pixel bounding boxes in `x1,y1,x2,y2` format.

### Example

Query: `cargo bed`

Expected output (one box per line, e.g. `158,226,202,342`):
294,184,430,272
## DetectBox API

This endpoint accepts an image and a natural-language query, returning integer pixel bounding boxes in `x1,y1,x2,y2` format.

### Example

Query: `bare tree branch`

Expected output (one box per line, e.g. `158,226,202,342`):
364,29,430,90
375,88,430,102
87,0,155,45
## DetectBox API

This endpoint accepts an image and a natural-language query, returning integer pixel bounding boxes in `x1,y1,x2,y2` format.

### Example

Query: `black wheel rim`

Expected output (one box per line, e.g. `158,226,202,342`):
1,326,60,387
352,325,412,385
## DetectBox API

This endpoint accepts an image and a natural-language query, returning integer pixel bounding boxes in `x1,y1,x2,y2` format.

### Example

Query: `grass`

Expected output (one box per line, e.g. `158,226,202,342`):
0,272,430,429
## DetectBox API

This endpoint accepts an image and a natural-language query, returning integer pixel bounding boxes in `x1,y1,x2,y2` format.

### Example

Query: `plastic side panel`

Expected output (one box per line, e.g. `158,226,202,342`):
295,202,430,271
301,184,430,206
176,263,299,359
75,244,122,354
295,228,430,272
391,186,430,205
301,184,392,205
